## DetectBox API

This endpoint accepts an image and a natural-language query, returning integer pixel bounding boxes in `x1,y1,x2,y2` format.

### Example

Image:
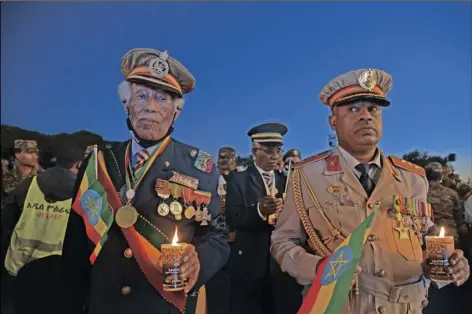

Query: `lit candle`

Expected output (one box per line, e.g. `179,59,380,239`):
425,227,455,282
161,227,188,291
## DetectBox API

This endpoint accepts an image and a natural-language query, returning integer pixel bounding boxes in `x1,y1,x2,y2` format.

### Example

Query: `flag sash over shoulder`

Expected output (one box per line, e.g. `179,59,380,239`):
71,149,201,313
298,209,378,314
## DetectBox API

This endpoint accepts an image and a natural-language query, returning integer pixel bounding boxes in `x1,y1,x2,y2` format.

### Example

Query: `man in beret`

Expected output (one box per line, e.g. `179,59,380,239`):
282,149,302,176
271,69,470,314
3,140,41,195
61,49,229,314
2,141,84,314
225,123,302,314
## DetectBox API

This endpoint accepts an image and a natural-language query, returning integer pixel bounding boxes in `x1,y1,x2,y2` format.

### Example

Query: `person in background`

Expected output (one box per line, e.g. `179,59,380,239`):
3,140,41,195
2,141,84,314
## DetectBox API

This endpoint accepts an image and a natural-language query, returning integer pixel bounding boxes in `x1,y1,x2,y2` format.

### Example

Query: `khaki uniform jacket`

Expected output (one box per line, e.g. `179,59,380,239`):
271,147,433,314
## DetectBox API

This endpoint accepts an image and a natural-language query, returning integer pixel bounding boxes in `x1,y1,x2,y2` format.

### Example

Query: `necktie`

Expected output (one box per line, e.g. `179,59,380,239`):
355,164,375,196
262,172,273,191
134,150,151,173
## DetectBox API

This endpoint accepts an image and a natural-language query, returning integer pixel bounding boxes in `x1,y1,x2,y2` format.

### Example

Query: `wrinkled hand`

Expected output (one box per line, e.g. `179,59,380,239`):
352,265,361,287
260,196,283,217
179,244,201,293
446,249,470,286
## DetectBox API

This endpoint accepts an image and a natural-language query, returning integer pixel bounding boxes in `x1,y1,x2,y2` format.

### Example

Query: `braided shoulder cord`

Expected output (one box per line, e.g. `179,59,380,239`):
291,168,332,257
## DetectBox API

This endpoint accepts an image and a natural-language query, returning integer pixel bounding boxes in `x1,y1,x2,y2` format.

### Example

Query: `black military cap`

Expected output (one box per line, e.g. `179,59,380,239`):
283,149,301,161
247,122,288,146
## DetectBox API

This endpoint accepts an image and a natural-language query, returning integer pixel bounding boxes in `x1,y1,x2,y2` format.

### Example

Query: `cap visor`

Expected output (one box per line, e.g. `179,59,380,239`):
334,94,390,107
127,77,182,96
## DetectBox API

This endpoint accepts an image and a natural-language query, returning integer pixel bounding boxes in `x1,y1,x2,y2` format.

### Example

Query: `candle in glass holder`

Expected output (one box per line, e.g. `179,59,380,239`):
161,228,188,291
425,227,455,282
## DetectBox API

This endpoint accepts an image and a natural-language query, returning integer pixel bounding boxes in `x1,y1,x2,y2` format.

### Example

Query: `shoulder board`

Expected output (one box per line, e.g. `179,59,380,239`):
193,150,214,173
294,150,330,169
388,155,425,177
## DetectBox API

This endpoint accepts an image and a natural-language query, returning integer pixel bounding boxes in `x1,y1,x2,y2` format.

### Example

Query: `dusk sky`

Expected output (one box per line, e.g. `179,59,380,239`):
2,2,471,178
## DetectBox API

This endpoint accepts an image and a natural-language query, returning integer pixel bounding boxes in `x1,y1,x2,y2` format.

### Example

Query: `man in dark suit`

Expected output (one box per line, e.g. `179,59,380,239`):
226,122,300,314
61,48,230,314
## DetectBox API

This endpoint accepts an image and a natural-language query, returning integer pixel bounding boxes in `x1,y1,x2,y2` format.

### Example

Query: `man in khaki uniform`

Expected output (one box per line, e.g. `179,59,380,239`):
3,140,41,194
271,69,470,314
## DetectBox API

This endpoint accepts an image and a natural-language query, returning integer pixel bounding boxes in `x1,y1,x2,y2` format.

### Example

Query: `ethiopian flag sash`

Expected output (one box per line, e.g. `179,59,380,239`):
298,208,378,314
72,148,205,314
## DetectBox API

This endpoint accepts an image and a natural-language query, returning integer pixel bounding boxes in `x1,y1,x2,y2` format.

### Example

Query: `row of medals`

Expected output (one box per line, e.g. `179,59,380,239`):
157,200,196,221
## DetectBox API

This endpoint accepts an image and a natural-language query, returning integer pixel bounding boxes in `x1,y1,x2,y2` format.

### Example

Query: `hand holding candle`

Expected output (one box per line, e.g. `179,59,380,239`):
161,228,189,292
425,227,470,286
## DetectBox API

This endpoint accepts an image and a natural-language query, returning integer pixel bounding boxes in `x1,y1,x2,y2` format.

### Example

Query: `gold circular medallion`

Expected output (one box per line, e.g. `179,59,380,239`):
115,205,138,229
170,201,183,216
157,203,170,216
175,214,182,221
184,206,196,219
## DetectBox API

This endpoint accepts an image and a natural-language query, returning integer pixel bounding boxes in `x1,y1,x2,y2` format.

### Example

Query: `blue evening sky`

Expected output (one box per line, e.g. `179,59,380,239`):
1,2,471,177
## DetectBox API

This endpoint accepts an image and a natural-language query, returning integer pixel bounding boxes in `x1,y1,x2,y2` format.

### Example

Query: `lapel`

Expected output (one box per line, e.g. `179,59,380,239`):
332,148,368,199
106,141,129,189
248,165,266,199
370,151,407,200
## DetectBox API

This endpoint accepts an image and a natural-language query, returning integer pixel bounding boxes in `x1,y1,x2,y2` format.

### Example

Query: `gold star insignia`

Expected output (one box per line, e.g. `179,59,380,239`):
325,251,349,281
85,195,100,219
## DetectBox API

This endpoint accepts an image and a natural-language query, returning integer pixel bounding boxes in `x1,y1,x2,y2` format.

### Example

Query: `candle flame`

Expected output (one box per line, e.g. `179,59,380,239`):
171,227,179,246
439,227,445,238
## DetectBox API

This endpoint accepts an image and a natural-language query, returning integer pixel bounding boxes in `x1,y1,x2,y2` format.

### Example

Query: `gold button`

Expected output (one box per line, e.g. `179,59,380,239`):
121,286,131,296
378,306,387,314
376,269,386,277
368,203,374,209
367,235,376,242
124,248,133,258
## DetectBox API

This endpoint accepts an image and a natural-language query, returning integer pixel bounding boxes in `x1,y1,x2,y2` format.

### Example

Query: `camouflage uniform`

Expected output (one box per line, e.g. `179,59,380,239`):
425,162,467,242
2,140,40,195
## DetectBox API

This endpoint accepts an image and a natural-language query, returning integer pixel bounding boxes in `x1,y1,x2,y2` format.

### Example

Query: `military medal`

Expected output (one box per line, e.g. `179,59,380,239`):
394,212,410,240
185,206,196,220
170,201,183,216
157,203,170,216
115,205,138,229
181,186,196,219
194,190,212,226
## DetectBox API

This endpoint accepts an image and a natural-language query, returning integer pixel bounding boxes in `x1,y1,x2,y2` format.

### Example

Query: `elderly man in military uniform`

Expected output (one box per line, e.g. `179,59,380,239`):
225,123,302,314
3,140,41,194
61,48,230,314
271,69,470,314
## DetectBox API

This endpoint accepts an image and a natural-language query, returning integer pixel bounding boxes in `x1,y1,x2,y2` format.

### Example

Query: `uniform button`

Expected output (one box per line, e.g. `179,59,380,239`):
121,286,131,296
124,248,133,258
367,235,376,242
375,201,380,205
238,250,243,256
422,299,429,308
378,306,387,314
376,269,386,277
368,203,374,209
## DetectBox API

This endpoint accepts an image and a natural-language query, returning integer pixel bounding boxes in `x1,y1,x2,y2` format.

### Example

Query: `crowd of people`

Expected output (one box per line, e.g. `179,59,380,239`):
1,47,471,314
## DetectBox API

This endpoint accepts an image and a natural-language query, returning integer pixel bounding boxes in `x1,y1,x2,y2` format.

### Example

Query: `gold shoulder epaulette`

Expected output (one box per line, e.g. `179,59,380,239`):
388,155,426,177
294,150,330,169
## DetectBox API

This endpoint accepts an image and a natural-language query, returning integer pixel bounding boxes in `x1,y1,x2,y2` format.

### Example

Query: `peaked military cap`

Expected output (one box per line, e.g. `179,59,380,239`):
248,122,288,145
14,139,39,153
283,149,301,161
120,48,196,96
319,69,392,107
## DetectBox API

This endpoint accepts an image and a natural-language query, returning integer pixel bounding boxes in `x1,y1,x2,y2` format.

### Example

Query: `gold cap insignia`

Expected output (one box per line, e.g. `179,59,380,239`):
148,51,169,79
358,69,377,91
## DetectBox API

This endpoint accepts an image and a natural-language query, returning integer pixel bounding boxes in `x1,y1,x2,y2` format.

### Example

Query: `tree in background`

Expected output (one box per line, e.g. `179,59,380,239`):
402,150,468,191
